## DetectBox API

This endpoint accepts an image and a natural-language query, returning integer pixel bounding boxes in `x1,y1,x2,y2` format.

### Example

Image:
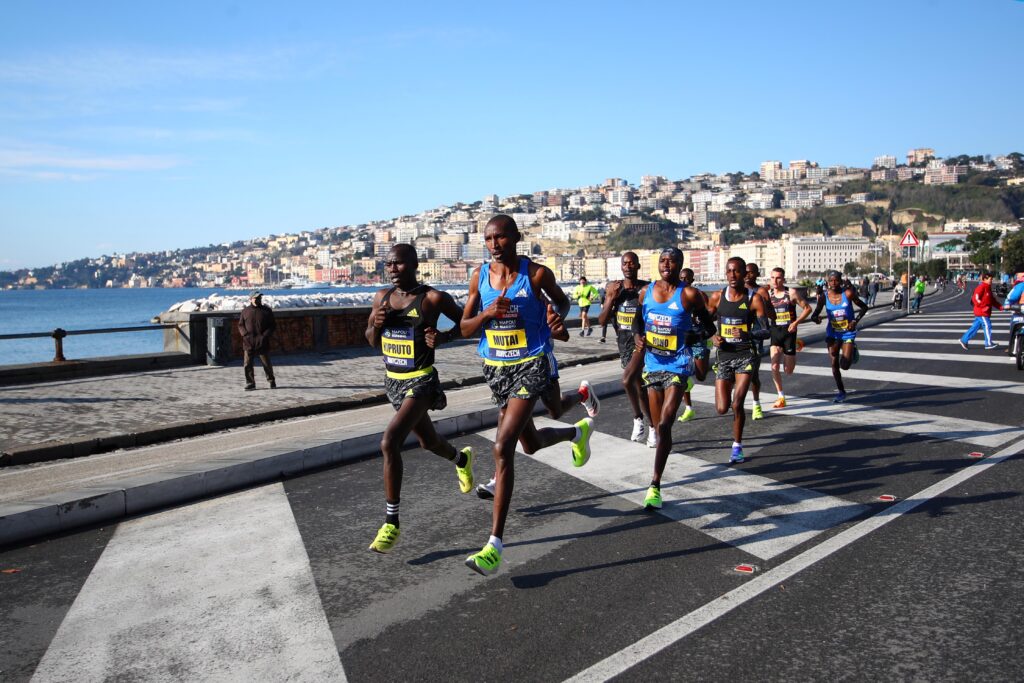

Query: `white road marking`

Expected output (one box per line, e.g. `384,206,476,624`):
481,418,868,560
788,364,1024,395
853,337,1008,345
681,383,1019,447
31,484,347,683
800,347,1009,365
564,437,1024,683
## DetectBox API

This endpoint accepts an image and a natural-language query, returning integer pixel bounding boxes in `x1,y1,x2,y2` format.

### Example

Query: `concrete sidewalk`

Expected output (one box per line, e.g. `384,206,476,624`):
0,288,930,547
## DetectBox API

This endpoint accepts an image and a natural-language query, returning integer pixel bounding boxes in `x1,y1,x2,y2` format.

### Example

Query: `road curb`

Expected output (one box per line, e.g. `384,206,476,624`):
0,376,624,548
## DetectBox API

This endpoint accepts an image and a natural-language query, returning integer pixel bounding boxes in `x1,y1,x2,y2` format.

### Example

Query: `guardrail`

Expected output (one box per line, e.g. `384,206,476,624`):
0,324,179,362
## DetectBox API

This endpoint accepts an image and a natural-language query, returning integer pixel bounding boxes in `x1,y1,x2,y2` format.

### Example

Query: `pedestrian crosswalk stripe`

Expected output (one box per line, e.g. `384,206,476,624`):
853,337,1008,345
788,364,1024,396
31,484,348,682
800,347,1009,365
480,418,869,560
680,384,1020,447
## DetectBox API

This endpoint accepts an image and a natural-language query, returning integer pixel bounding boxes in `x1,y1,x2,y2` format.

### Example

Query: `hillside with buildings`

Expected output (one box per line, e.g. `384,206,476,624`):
3,149,1022,290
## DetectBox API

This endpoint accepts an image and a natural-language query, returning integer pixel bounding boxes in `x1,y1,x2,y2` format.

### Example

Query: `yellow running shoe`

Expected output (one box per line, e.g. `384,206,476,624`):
368,522,400,553
465,543,502,575
751,404,764,420
643,486,662,509
571,418,593,467
677,406,695,422
456,446,474,494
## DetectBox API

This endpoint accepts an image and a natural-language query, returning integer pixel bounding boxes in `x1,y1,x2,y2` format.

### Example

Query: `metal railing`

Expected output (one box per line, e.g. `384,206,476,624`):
0,324,179,362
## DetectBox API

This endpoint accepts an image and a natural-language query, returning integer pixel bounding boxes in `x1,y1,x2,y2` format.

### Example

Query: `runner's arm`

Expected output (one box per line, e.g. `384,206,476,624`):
848,288,869,330
596,281,620,327
459,267,492,339
792,288,813,326
534,263,571,321
425,290,464,347
365,289,388,348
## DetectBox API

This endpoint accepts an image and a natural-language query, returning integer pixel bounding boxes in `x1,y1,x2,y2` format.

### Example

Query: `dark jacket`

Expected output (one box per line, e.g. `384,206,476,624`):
238,303,276,353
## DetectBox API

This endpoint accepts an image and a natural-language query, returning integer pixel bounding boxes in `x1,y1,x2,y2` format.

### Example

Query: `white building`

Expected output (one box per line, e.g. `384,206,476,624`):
782,236,872,277
874,155,898,169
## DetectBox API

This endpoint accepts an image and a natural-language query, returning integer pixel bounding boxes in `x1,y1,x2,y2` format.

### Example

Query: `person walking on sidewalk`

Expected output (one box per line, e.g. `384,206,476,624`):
364,244,475,554
572,276,600,336
960,271,1002,350
632,248,715,509
911,277,926,314
460,215,597,576
238,291,276,391
766,267,812,409
811,270,869,403
597,251,652,444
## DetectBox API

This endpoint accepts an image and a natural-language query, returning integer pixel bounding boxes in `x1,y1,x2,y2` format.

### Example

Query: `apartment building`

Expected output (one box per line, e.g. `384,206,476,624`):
781,188,824,209
923,164,967,185
874,155,897,169
782,236,871,276
871,168,898,181
907,148,936,165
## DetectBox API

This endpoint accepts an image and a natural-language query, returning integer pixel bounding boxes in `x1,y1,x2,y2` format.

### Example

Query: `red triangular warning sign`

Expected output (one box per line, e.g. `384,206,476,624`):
899,229,919,248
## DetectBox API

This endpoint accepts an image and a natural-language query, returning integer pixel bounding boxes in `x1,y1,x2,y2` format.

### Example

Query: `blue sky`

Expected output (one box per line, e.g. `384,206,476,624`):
2,0,1022,270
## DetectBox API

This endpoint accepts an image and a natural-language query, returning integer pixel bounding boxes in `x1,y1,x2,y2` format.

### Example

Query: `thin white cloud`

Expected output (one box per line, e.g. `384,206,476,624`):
0,143,183,179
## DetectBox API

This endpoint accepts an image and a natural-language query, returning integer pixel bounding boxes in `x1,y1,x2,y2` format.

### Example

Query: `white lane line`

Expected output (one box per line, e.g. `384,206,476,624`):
564,437,1024,683
853,337,1008,345
481,419,868,560
31,484,347,683
787,364,1024,396
800,347,1009,365
683,383,1019,447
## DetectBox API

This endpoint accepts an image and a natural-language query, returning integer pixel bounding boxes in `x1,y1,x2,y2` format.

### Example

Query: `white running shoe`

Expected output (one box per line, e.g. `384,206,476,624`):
578,380,600,418
647,427,657,449
475,477,496,500
630,417,645,442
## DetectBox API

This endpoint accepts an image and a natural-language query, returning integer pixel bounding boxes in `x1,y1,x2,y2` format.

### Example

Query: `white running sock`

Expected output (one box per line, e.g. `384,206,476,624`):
732,441,742,449
488,535,503,553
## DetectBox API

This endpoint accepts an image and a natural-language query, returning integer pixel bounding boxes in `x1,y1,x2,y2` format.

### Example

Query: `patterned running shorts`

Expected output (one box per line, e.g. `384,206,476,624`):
714,349,757,382
483,356,551,408
642,370,692,392
385,368,447,411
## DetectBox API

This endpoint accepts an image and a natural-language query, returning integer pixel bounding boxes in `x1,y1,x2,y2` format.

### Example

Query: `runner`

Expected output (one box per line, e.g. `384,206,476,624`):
744,263,776,420
677,267,711,423
766,267,812,409
365,244,475,554
597,251,652,444
572,276,600,337
460,215,597,575
632,248,715,508
811,270,870,402
707,257,770,464
475,293,595,499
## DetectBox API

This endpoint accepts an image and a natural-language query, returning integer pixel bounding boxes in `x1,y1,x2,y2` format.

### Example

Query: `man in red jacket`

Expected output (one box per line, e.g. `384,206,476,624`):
959,272,1002,350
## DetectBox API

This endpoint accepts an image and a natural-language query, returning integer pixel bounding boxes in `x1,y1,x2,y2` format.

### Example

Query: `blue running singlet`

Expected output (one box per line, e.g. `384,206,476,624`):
477,258,549,365
824,290,856,341
641,283,693,374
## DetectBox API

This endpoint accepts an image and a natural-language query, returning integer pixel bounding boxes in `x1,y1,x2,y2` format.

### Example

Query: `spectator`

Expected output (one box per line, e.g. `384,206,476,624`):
238,291,277,390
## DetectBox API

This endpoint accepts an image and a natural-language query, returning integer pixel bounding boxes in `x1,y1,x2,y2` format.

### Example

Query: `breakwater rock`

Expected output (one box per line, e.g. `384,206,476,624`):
163,289,470,313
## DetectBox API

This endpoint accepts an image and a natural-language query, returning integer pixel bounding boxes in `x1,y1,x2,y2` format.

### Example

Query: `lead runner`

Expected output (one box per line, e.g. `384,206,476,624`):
460,215,596,575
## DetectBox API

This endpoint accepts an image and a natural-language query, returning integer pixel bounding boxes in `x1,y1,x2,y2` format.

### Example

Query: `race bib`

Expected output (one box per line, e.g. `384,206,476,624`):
645,330,678,353
382,327,415,368
775,311,792,325
616,311,635,328
720,318,747,340
831,317,850,331
486,328,527,350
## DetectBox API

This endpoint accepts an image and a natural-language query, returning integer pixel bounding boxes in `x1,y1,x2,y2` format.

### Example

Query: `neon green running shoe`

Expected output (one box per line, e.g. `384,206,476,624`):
571,417,593,467
456,446,474,494
368,522,400,553
751,404,764,420
465,543,502,576
643,486,662,510
677,406,695,422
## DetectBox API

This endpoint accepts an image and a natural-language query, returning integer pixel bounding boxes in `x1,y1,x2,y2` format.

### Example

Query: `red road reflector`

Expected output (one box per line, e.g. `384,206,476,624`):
968,451,984,459
878,494,898,502
734,564,758,574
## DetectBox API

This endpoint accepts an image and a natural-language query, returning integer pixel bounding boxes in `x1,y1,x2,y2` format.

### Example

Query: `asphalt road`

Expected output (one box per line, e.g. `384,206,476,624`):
3,288,1023,682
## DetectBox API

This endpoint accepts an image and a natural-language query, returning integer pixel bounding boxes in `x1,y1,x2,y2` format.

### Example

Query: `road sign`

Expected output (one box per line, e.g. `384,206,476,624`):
899,228,920,248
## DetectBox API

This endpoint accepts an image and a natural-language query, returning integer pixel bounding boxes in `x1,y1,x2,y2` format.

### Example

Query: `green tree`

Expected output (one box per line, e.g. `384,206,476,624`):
1001,230,1024,273
966,229,1002,269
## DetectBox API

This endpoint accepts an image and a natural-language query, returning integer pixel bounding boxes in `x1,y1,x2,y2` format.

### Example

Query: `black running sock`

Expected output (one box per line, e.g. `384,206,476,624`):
455,451,468,468
386,501,399,527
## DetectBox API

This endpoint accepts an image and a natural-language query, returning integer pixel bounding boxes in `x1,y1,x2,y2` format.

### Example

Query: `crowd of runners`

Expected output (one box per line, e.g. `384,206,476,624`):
360,214,907,576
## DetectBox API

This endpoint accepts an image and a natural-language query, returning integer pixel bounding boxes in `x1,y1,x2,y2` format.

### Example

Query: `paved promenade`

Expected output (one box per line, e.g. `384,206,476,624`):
0,289,907,462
